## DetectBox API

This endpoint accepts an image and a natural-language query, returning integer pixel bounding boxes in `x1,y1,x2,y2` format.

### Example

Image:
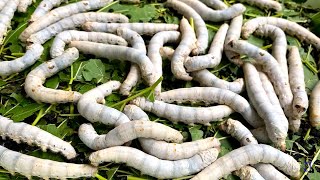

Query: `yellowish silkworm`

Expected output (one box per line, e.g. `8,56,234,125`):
17,0,33,12
233,166,265,180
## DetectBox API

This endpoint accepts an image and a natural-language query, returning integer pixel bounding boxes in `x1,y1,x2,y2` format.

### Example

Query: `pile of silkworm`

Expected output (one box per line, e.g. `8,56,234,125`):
2,0,320,179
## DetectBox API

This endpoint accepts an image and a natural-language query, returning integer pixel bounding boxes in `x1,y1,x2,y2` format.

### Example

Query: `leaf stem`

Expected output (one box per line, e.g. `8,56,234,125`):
32,105,54,126
97,0,119,12
95,173,108,180
299,147,320,180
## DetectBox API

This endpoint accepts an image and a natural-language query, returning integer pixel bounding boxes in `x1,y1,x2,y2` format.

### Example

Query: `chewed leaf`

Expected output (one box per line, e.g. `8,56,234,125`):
82,59,108,83
189,125,203,141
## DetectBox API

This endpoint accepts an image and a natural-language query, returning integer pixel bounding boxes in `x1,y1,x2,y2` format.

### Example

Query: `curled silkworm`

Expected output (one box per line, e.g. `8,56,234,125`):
78,120,183,150
178,0,246,22
166,0,208,54
158,87,264,128
51,30,128,58
0,145,97,179
69,41,156,85
17,0,33,12
27,12,129,45
243,63,288,149
30,0,66,22
20,0,113,41
0,115,76,159
184,23,229,72
310,81,320,127
131,97,234,126
82,22,179,35
0,0,18,44
171,17,196,81
89,146,219,179
191,144,300,180
241,17,320,50
24,48,82,104
77,80,130,126
233,166,265,180
234,0,282,11
198,0,228,10
0,43,43,78
120,66,140,96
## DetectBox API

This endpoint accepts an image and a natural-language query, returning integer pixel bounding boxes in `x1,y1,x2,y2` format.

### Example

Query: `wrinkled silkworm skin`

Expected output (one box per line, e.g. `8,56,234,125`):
166,0,208,54
17,0,33,12
20,0,113,42
250,127,271,144
255,24,288,82
77,80,131,126
25,48,82,104
229,40,293,118
158,87,264,128
69,41,156,85
199,0,228,10
235,0,282,11
51,30,128,58
30,0,66,22
254,163,290,180
148,31,180,95
171,18,196,81
89,146,219,179
27,12,129,45
0,0,18,44
242,17,320,50
243,63,288,149
220,118,258,146
179,0,245,22
82,22,179,35
233,166,265,180
309,81,320,127
0,44,43,78
78,120,183,150
0,145,97,179
185,23,229,72
0,115,76,159
131,97,234,126
117,27,146,95
191,144,300,180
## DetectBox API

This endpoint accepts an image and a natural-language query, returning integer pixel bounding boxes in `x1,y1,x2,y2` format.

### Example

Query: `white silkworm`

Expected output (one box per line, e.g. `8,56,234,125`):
184,23,229,72
191,144,300,180
24,48,82,104
30,0,66,22
171,17,196,81
234,0,282,11
0,0,9,11
309,81,320,127
250,127,271,144
254,163,290,180
241,17,320,50
0,0,18,44
78,120,183,150
82,22,179,35
229,40,293,118
27,12,129,45
17,0,33,12
258,71,282,109
89,146,219,179
178,0,246,22
117,27,146,95
255,24,288,82
0,145,97,179
69,41,156,86
166,0,208,54
20,0,113,42
198,0,228,10
158,87,264,128
77,80,131,126
131,97,234,126
0,43,43,78
51,30,128,58
243,63,288,149
233,166,265,180
0,115,76,159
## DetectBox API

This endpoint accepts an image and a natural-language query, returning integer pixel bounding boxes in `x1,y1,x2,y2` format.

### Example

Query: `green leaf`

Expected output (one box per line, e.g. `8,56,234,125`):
107,165,120,180
8,103,45,122
188,125,203,141
82,59,108,83
45,76,60,89
37,121,73,139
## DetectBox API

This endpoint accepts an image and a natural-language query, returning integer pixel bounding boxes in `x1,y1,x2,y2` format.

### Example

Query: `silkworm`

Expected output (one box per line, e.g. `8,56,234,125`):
0,0,9,11
131,97,234,126
123,104,221,160
17,0,33,12
229,40,293,118
250,127,271,144
0,0,18,44
171,17,196,81
255,24,288,82
184,23,229,72
241,17,320,50
158,87,264,128
254,163,290,180
0,43,43,78
77,80,131,126
0,115,76,159
309,81,320,127
30,0,66,22
51,30,128,58
0,145,97,179
24,48,82,104
89,146,219,179
198,0,228,10
116,27,146,95
20,0,114,41
82,22,179,35
69,41,156,86
178,0,246,22
234,0,282,11
166,0,208,54
233,166,265,180
27,12,129,45
78,120,183,150
191,144,300,180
